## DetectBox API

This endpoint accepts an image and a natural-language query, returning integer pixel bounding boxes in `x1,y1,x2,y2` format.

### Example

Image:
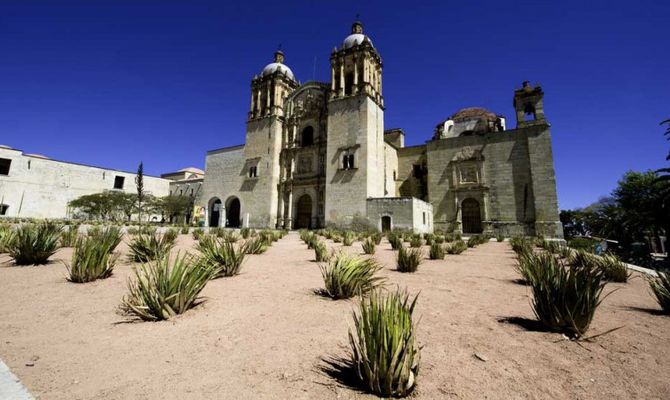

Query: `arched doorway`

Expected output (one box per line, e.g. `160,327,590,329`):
381,216,392,232
301,126,314,146
461,198,482,234
209,198,222,227
226,197,241,228
295,194,312,229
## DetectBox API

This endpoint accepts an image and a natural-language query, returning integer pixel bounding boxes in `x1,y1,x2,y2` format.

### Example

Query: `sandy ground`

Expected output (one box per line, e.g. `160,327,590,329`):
0,233,669,400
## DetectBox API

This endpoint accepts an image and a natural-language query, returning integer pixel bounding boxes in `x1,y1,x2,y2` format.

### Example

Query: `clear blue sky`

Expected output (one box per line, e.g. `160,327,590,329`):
1,1,668,209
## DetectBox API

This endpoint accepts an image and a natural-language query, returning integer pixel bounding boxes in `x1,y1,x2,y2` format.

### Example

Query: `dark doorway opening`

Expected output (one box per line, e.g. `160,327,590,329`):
295,194,312,229
461,198,482,234
226,197,241,228
381,216,391,232
209,198,222,227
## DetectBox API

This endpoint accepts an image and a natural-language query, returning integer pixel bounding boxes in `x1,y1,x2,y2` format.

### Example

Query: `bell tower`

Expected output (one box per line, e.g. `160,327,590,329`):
513,81,546,127
248,50,298,120
325,21,386,226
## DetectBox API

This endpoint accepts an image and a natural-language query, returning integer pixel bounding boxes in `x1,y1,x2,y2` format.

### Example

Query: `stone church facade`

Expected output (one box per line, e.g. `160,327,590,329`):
198,21,563,238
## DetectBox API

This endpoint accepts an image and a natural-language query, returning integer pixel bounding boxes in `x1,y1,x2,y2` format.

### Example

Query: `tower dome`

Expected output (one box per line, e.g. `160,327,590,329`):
261,50,295,80
342,21,374,49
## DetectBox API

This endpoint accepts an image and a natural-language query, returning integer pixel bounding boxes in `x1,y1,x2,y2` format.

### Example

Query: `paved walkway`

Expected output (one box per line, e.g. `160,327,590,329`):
0,360,34,400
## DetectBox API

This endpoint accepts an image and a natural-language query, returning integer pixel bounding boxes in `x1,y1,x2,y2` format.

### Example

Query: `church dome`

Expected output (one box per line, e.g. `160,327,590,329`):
450,107,498,122
342,21,374,49
260,50,295,80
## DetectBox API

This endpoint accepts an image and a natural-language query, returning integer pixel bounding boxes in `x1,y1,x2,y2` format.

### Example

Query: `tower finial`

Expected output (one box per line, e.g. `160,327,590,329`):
352,17,363,34
274,44,285,64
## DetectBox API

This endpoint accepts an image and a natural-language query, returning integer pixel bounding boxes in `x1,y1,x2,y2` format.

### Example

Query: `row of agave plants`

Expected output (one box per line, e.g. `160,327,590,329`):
510,236,670,339
295,228,490,396
0,221,287,321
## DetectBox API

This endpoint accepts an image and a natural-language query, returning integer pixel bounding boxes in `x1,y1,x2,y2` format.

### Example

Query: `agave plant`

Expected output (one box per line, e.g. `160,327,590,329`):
515,250,551,286
428,242,445,260
9,221,63,265
192,228,205,240
180,225,190,235
371,232,382,245
314,240,331,262
397,246,423,273
648,270,670,313
60,225,81,247
409,236,423,248
120,252,213,321
362,237,376,255
388,234,402,250
510,236,533,255
446,240,467,255
530,254,608,337
164,228,179,243
599,253,631,283
243,236,268,255
65,234,120,283
88,226,123,254
197,235,245,277
128,233,176,263
221,230,240,243
348,289,421,397
0,224,16,253
496,235,505,242
318,252,384,299
240,227,251,239
343,231,355,246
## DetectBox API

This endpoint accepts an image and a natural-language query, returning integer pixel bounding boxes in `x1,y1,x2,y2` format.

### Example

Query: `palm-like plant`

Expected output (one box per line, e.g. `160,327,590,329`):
66,234,120,283
362,237,376,255
10,221,63,265
348,289,421,397
128,233,176,263
120,252,213,321
318,252,384,299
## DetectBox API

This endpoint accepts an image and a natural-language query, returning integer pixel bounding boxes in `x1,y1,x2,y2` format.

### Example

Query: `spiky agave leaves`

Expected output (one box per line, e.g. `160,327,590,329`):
599,253,631,283
397,246,423,273
319,252,384,299
10,221,63,265
197,234,246,278
59,224,81,247
120,252,213,321
66,227,123,283
243,236,268,255
388,234,402,250
428,242,445,260
362,237,376,255
314,240,331,262
349,289,421,397
0,224,16,253
127,232,176,263
530,254,608,338
648,270,670,313
446,240,467,254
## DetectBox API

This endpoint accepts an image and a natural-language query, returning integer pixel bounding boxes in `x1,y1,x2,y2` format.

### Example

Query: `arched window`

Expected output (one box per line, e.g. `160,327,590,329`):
524,103,536,120
301,126,314,146
345,72,354,95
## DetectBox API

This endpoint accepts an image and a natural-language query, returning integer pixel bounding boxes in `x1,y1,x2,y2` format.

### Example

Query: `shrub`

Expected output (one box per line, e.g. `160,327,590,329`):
314,240,330,262
567,237,598,253
192,228,205,240
243,236,268,255
348,289,420,397
65,234,120,283
530,254,607,338
648,270,670,313
164,228,179,243
88,226,123,253
60,225,80,247
467,234,488,248
409,236,423,248
496,234,505,242
371,232,382,245
599,253,631,283
388,234,402,250
446,240,467,255
120,253,213,321
510,236,533,255
210,227,223,237
240,227,251,239
332,234,342,243
197,235,246,277
128,233,176,263
362,237,376,255
126,227,139,236
180,225,190,235
9,221,63,265
221,230,240,243
540,239,562,255
515,250,550,285
397,246,423,273
429,242,445,260
433,235,445,244
318,252,384,299
343,231,355,246
0,225,16,253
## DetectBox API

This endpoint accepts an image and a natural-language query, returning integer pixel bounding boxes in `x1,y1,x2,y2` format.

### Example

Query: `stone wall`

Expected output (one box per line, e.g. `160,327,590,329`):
0,147,169,219
366,197,433,234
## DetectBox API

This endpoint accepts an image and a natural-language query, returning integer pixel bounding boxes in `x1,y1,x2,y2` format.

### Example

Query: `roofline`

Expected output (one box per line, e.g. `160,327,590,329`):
0,146,167,179
206,144,245,155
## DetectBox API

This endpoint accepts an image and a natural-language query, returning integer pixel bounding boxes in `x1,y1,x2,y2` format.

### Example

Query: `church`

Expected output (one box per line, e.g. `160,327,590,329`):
197,21,564,238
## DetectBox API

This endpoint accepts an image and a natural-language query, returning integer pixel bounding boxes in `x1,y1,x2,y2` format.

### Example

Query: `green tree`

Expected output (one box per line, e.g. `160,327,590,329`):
68,192,117,220
135,162,144,224
153,195,193,223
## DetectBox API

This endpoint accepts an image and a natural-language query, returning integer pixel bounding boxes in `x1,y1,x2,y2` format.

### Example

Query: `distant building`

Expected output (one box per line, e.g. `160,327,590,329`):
197,21,563,237
0,145,196,220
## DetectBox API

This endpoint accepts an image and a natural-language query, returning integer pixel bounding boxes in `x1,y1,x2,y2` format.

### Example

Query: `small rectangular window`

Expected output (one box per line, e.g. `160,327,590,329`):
423,212,426,225
0,158,11,175
113,176,125,189
0,204,8,215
